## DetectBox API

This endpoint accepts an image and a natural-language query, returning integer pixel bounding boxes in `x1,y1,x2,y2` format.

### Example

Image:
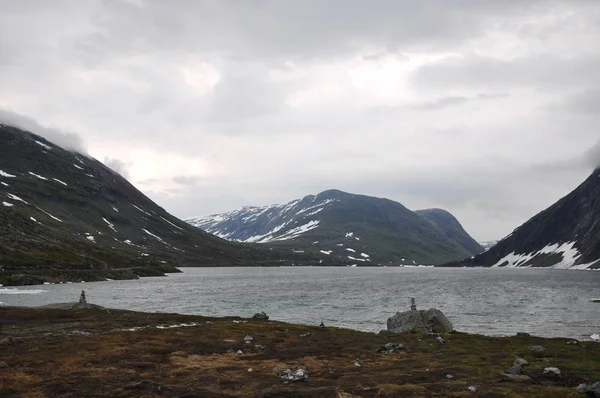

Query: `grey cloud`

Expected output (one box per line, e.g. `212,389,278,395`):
173,175,202,186
372,93,508,112
80,0,551,60
103,157,130,179
410,54,600,91
561,90,600,115
584,140,600,170
0,108,86,153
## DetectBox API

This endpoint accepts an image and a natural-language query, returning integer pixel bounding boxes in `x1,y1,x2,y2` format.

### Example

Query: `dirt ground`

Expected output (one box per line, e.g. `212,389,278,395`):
1,306,599,397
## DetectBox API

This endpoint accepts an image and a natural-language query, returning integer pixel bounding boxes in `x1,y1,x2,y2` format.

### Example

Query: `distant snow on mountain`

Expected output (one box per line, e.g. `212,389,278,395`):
188,196,336,243
478,240,498,251
188,189,483,266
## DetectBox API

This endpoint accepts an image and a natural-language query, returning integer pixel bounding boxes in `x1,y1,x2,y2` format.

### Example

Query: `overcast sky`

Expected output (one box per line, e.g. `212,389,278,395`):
1,0,599,241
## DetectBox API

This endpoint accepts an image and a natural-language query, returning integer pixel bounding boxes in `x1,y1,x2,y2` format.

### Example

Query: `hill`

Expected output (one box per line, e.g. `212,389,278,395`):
187,189,482,265
0,123,311,285
442,169,600,269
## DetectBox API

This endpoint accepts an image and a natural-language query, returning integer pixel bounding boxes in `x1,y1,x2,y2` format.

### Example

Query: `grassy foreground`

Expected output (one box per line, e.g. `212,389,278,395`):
0,306,599,397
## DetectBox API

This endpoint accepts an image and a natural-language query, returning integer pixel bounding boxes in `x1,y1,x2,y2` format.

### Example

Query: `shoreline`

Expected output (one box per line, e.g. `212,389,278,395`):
1,264,599,287
1,305,599,397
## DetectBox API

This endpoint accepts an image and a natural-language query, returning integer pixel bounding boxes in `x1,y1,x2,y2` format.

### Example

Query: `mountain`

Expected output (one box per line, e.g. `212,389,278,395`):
478,240,498,251
442,169,600,269
0,123,311,285
187,189,483,265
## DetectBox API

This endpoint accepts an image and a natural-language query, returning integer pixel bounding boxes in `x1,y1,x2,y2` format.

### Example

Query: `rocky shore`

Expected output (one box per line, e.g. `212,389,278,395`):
1,305,599,397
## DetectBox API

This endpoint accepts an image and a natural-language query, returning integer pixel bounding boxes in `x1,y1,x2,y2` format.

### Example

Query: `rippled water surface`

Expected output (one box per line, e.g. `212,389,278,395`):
2,267,599,339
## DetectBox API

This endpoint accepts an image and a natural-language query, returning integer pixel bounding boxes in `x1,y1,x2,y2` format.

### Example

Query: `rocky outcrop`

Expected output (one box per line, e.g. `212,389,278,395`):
387,308,453,334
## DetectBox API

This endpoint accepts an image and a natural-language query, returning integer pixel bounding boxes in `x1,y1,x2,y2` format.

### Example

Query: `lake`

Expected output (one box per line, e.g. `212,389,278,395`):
1,267,599,340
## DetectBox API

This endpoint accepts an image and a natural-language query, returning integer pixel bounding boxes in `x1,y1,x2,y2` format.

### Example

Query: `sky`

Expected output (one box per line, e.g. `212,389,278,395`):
1,0,599,241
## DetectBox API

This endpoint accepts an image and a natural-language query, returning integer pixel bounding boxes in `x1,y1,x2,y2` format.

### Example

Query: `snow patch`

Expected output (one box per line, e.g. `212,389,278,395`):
73,164,84,170
30,217,37,222
133,204,152,217
345,232,354,238
0,170,16,178
29,172,48,180
7,193,27,204
491,242,584,269
348,256,367,262
161,216,184,231
35,140,52,150
360,253,370,258
52,178,68,186
112,207,119,212
346,248,356,253
320,250,332,255
143,228,167,244
36,207,63,222
2,201,13,207
87,236,95,242
1,182,8,187
271,220,321,242
102,217,117,232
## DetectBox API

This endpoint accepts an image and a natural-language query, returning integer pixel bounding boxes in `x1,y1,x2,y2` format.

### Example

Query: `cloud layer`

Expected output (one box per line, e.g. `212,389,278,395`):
1,0,599,240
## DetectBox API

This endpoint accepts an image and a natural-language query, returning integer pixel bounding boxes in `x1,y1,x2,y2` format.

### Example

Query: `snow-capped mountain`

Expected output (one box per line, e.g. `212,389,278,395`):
478,240,498,251
187,190,483,265
0,123,311,285
443,169,600,269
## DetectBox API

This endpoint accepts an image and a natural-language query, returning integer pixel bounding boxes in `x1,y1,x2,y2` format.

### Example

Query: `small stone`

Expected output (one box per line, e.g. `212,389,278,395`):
244,335,253,342
499,372,532,382
446,374,454,379
467,385,477,392
513,358,528,367
504,365,522,375
354,359,363,367
247,368,253,373
529,345,546,356
237,350,243,355
567,340,579,345
299,332,311,337
254,344,266,350
543,367,561,377
0,361,8,368
436,336,445,344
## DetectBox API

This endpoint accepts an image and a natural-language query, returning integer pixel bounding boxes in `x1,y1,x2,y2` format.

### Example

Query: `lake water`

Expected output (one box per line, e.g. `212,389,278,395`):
1,267,599,340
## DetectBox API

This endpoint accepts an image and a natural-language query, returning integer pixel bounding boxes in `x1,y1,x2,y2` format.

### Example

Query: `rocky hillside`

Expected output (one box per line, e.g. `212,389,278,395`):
188,190,482,265
0,123,311,285
442,169,600,269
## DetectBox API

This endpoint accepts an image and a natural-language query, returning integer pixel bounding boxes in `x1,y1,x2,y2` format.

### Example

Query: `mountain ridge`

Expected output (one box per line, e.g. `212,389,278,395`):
0,123,314,285
441,168,600,269
187,190,483,265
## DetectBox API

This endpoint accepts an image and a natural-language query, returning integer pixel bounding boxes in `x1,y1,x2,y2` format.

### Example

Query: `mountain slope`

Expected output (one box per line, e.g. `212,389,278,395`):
442,169,600,269
188,189,482,265
0,123,311,285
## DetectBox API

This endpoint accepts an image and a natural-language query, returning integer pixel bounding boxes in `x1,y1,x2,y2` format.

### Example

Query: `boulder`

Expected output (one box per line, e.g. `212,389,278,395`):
577,381,600,397
387,308,453,334
529,345,546,357
252,312,269,321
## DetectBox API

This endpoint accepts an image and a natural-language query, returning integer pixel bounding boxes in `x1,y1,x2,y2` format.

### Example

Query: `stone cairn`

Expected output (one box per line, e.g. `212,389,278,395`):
79,290,86,304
